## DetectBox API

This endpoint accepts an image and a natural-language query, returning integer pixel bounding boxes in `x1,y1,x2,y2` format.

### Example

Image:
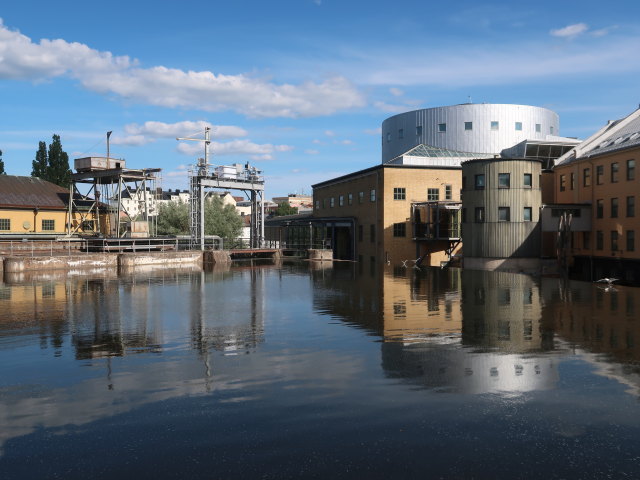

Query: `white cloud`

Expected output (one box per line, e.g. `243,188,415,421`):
177,139,293,158
550,23,588,38
305,149,320,155
312,139,324,144
374,101,412,113
110,134,151,146
324,130,336,137
340,139,353,145
0,20,366,118
124,120,247,140
389,87,404,97
363,127,382,135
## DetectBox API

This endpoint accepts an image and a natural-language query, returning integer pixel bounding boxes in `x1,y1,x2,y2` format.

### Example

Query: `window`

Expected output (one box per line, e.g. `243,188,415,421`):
523,173,532,188
596,199,604,219
535,123,541,133
358,225,363,242
611,231,619,252
359,191,364,203
81,220,94,231
462,176,467,189
498,207,510,222
570,172,575,190
515,122,523,131
596,231,603,250
416,125,423,136
498,173,510,188
464,121,473,131
611,162,619,183
627,230,635,252
584,168,591,187
398,128,404,139
42,219,55,231
628,159,636,181
370,224,375,243
523,207,532,222
596,165,604,185
370,189,376,202
583,231,591,250
438,123,446,132
627,196,635,217
462,208,467,223
393,223,406,237
386,133,391,142
315,200,320,210
550,126,554,135
475,174,485,190
491,121,499,131
445,184,452,200
559,174,566,191
0,218,9,231
427,188,439,201
348,193,353,205
611,198,619,218
475,207,485,223
393,187,406,200
339,195,344,207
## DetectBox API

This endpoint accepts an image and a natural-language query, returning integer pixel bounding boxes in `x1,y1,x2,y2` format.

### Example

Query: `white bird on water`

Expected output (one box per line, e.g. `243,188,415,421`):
595,277,619,285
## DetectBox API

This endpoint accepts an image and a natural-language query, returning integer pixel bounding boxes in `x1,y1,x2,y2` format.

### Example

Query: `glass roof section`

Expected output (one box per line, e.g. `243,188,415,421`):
404,144,484,158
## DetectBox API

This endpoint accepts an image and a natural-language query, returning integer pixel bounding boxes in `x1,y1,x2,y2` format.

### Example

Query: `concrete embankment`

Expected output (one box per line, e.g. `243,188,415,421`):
118,251,203,268
3,254,117,273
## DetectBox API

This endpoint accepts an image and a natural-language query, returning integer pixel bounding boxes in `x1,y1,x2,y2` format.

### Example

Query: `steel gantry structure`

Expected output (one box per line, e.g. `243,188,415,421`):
179,127,265,251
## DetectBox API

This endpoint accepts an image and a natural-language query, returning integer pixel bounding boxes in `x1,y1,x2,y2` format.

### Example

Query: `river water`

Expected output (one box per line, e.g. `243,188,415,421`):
1,261,640,479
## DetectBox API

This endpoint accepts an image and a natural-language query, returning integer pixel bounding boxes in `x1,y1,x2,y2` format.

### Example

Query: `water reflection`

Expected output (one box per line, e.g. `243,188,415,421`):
2,262,640,477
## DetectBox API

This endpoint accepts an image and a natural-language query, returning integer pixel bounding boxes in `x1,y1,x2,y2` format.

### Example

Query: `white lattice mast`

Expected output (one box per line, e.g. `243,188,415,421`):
177,127,211,250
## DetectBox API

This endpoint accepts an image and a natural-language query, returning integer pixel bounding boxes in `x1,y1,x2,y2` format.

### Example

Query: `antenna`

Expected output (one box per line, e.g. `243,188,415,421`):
177,127,211,176
106,131,112,160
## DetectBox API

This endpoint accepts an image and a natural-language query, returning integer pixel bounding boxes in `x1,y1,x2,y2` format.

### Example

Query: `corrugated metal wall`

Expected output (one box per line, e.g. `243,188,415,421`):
462,159,543,258
381,104,559,163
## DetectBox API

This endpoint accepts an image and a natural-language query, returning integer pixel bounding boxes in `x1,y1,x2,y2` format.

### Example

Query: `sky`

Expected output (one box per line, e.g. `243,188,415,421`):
1,0,639,199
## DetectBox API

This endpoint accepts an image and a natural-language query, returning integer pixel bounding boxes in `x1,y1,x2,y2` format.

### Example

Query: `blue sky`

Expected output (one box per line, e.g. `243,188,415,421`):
1,0,639,198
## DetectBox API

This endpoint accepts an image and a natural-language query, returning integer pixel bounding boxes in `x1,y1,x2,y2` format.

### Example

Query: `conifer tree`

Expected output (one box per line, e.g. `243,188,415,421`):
0,149,5,175
47,134,71,188
32,141,48,178
31,135,72,187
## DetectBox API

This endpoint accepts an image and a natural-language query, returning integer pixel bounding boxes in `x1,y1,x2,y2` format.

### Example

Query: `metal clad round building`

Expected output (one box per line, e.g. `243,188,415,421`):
381,104,560,163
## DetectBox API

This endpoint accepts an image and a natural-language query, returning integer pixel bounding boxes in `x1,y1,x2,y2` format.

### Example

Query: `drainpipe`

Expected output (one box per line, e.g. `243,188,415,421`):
33,207,39,233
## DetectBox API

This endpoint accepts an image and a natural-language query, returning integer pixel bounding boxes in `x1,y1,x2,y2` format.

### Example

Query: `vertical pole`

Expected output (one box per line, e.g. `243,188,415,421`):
117,176,123,238
67,182,74,235
260,190,264,248
200,183,205,251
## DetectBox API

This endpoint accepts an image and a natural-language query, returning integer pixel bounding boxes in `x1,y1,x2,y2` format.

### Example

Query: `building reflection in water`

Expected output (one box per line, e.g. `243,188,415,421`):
312,265,560,394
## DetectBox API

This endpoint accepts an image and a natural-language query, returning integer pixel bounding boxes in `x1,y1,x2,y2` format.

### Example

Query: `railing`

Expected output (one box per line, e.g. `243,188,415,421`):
413,223,461,240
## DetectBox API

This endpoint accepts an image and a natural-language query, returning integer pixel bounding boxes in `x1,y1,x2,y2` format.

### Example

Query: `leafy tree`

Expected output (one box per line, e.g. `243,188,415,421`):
32,141,48,178
31,135,72,187
156,196,243,243
156,201,190,235
273,202,298,216
0,149,5,175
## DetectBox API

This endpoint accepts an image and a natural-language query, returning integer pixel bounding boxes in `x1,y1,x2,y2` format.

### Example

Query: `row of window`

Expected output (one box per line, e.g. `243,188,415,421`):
465,173,533,190
386,122,553,142
562,159,635,191
0,219,55,231
596,196,635,219
315,190,376,210
316,186,454,209
463,206,534,223
587,230,636,252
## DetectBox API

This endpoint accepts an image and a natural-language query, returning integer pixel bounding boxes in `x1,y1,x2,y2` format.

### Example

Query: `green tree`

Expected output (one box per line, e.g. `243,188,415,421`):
273,202,298,216
31,135,72,187
156,201,189,235
0,149,5,175
47,134,72,188
204,196,243,241
32,141,48,178
156,196,243,243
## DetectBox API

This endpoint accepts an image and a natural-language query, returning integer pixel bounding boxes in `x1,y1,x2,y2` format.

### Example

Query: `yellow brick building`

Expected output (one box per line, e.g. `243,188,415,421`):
312,165,462,267
0,175,100,235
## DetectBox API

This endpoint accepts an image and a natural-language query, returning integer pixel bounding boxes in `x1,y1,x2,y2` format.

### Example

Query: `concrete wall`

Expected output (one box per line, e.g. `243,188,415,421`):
118,251,203,267
4,254,117,272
